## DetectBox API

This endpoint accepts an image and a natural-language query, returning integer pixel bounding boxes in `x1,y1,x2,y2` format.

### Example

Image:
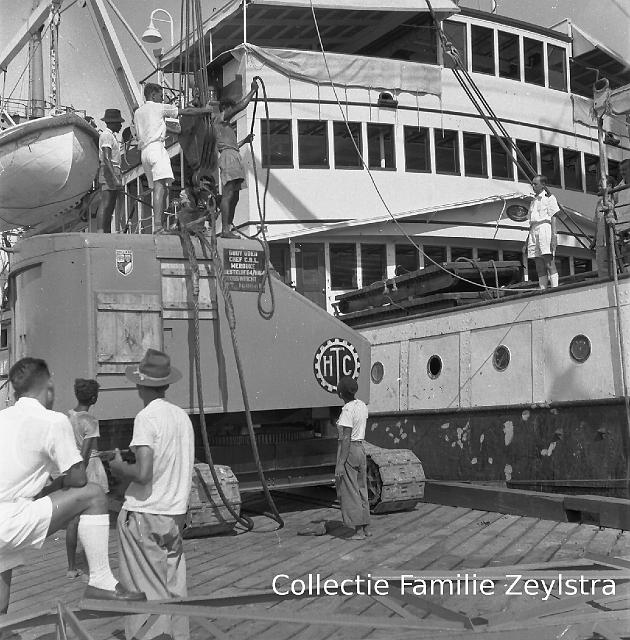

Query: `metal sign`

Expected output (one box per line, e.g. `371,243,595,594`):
313,338,360,393
115,249,133,276
223,248,265,292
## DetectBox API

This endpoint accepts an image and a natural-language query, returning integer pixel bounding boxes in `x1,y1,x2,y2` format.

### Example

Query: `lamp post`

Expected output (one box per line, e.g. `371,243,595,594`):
142,8,174,48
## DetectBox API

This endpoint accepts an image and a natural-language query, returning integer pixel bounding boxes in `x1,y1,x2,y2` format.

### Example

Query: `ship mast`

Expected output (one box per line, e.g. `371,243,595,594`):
28,0,45,118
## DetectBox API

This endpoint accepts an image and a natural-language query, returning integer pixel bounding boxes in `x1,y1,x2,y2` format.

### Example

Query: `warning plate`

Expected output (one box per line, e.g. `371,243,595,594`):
223,248,265,292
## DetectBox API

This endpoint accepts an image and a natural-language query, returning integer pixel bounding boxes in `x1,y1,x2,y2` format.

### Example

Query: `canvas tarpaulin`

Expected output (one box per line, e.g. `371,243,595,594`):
233,43,442,97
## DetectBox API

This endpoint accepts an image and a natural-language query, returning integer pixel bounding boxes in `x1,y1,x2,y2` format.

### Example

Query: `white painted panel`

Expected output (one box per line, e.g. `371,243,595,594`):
369,343,400,413
544,309,619,401
468,323,533,407
408,334,460,410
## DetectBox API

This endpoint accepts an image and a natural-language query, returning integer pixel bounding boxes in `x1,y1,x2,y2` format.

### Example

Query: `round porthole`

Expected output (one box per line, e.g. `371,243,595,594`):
427,355,442,379
570,334,591,363
371,361,384,384
493,345,511,371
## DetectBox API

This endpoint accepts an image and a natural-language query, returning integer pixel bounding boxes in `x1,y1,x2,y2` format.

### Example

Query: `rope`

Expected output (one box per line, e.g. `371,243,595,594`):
194,224,284,528
308,0,537,294
179,229,255,531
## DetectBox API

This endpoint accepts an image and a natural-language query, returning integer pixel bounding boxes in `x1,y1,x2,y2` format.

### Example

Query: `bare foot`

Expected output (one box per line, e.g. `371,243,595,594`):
348,533,366,540
364,527,373,537
219,230,239,239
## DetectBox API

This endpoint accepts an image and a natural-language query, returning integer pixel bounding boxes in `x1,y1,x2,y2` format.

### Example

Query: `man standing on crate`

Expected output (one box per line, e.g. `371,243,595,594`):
109,349,194,640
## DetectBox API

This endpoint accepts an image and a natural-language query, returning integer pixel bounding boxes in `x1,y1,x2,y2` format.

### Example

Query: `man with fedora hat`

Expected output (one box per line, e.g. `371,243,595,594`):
96,108,124,233
110,348,194,640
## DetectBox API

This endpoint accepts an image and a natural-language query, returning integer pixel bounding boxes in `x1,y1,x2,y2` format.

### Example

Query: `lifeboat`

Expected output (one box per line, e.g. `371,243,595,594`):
0,113,99,232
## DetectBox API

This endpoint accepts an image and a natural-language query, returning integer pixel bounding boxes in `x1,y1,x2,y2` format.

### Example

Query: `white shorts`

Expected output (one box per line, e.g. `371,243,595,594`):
141,142,174,188
0,497,53,572
527,222,552,258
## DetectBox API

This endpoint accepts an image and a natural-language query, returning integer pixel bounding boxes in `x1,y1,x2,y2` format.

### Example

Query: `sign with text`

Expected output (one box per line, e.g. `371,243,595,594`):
223,248,265,292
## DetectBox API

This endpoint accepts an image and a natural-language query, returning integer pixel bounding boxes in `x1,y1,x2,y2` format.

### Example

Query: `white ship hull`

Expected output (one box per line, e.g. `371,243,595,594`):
0,113,99,232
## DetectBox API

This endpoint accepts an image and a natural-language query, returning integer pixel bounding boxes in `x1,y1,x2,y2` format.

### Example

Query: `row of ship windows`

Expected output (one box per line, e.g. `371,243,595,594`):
260,119,616,194
355,17,569,93
370,335,592,384
270,242,594,291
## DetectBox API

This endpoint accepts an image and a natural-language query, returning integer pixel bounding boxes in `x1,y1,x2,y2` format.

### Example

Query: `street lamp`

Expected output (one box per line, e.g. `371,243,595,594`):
142,8,174,48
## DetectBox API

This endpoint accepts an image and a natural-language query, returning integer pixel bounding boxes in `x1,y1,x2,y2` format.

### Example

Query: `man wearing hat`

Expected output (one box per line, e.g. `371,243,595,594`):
109,349,194,640
96,108,124,233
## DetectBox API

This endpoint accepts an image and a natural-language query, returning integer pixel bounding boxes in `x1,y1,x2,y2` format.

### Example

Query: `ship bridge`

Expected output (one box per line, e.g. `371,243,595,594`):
120,0,629,313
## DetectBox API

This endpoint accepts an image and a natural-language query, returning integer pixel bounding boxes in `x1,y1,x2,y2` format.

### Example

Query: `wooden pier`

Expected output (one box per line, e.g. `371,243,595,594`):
2,490,630,640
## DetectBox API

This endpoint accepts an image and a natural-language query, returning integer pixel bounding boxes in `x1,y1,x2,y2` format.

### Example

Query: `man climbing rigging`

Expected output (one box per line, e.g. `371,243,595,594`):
134,84,215,234
213,81,257,238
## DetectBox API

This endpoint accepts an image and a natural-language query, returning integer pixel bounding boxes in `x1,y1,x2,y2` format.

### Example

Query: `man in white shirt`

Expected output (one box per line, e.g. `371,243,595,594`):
110,349,194,640
96,109,124,233
527,174,560,289
134,84,214,233
0,358,145,613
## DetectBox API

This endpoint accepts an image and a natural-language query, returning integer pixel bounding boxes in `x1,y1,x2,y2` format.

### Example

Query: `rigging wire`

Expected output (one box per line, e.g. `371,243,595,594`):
6,23,52,104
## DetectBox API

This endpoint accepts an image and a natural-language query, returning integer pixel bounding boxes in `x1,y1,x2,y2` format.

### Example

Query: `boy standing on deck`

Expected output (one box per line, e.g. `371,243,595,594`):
66,379,109,578
335,376,371,540
96,108,124,233
109,349,194,640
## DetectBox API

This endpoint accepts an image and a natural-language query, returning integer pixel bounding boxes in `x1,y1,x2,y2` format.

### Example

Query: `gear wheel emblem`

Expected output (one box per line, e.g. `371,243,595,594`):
313,338,360,393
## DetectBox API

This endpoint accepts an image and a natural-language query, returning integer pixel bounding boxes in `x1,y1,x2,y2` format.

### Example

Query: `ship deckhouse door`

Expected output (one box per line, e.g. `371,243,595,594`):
296,243,326,309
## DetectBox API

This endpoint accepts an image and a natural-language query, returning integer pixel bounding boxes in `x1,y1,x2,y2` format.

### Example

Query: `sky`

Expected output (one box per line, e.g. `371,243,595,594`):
0,0,627,125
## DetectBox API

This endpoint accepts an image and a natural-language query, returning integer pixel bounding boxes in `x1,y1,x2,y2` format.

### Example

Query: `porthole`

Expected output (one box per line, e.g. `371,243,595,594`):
371,361,384,384
493,345,511,371
427,355,442,379
570,334,591,363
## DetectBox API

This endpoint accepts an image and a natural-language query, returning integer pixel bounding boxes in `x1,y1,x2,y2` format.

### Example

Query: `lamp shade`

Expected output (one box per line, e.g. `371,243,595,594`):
142,21,163,44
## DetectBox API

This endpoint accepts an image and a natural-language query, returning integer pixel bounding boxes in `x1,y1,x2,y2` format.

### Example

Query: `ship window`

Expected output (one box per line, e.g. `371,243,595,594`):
427,355,442,379
491,137,513,179
404,126,430,173
547,44,567,92
367,124,395,170
516,139,538,181
371,361,384,384
608,159,620,184
556,256,571,277
330,243,357,290
395,245,419,275
493,345,510,371
498,31,520,80
584,153,599,194
451,247,474,261
333,121,362,169
435,129,459,175
563,149,583,191
574,258,593,274
443,20,467,69
502,250,522,263
269,243,291,285
527,259,539,281
471,25,495,75
570,334,591,363
261,119,293,167
298,120,328,168
424,245,447,266
361,244,387,286
477,248,500,262
0,328,7,349
523,38,544,86
540,144,561,187
463,133,487,178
